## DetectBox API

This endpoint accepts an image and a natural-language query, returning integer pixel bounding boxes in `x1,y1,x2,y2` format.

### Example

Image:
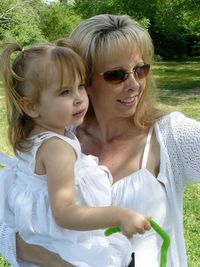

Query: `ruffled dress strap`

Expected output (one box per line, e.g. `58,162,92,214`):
36,130,81,153
19,130,82,173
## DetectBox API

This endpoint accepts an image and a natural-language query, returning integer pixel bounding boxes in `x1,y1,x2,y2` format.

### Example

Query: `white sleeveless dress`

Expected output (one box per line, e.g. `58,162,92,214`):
0,130,132,267
112,127,173,267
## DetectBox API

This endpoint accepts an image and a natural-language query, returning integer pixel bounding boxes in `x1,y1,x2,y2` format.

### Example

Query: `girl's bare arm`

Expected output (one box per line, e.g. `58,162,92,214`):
41,138,151,237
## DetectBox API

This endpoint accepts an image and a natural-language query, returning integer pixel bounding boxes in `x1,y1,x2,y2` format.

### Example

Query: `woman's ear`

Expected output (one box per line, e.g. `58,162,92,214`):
20,97,39,118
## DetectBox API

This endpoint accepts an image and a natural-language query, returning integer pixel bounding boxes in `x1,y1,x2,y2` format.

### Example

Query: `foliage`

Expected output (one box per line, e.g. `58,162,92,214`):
0,0,199,58
73,0,200,60
38,2,82,41
150,0,200,60
0,0,46,46
180,2,200,56
73,0,119,18
73,0,151,31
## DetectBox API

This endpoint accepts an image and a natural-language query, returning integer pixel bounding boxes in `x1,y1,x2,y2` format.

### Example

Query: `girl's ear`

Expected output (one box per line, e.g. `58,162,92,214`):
20,97,39,118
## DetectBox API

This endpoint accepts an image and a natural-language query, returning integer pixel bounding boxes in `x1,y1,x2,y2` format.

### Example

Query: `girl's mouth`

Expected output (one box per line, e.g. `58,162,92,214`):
73,109,86,118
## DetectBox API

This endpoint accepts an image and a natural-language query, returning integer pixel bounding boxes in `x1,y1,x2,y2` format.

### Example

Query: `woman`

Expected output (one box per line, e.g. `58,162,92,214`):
1,14,200,267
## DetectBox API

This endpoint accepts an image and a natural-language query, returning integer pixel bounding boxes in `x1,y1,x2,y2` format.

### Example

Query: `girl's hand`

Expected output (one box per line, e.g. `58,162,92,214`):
119,209,151,238
16,233,74,267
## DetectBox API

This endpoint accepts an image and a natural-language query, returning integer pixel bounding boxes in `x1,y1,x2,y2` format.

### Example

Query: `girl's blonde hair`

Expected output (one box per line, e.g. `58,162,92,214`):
70,14,166,128
0,39,86,152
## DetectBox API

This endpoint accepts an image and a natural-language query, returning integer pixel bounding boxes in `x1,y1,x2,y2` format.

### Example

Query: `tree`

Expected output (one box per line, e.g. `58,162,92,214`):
0,0,46,45
152,0,200,59
1,0,198,58
39,2,82,41
59,0,68,3
73,0,121,18
73,0,199,59
179,0,200,56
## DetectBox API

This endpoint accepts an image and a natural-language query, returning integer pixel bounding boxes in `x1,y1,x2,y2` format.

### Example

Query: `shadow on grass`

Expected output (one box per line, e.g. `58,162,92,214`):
158,89,200,106
153,61,200,91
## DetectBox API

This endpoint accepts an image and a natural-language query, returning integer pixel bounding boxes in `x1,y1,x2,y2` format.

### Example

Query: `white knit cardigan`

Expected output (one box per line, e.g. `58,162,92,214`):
0,112,200,267
155,112,200,267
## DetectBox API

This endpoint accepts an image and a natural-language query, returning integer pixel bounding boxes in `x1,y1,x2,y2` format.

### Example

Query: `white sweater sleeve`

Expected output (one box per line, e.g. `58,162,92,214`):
0,222,20,267
0,223,38,267
159,112,200,189
171,112,200,182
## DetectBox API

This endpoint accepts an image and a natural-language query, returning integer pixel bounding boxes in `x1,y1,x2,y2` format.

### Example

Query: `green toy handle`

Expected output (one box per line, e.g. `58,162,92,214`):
104,218,170,267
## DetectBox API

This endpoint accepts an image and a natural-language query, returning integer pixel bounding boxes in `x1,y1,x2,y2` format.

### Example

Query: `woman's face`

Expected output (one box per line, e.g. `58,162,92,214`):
88,53,147,121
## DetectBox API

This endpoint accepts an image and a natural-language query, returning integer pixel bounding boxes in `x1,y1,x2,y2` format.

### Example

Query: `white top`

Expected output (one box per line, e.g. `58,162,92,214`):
0,112,200,267
0,130,132,267
112,126,173,267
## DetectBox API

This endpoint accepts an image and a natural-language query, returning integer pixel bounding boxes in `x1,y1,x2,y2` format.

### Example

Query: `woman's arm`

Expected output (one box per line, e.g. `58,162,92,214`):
158,112,200,188
16,234,74,267
0,223,73,267
169,113,200,183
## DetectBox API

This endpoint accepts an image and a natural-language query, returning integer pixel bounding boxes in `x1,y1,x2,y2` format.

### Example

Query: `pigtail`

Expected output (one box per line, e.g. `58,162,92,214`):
0,43,24,113
0,42,33,152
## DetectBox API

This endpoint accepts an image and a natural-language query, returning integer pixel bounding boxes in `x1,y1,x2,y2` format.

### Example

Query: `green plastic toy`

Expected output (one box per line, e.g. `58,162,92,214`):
104,218,170,267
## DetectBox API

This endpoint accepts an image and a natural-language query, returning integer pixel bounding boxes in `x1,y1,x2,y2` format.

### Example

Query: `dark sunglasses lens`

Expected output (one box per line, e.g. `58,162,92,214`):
104,70,127,83
103,64,150,82
136,64,150,79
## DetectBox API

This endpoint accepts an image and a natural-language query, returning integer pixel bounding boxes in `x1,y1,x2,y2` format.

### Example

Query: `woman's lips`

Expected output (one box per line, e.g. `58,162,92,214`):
117,95,138,106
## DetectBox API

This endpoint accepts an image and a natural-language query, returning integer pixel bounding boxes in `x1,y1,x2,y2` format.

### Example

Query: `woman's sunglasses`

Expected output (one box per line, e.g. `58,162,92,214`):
96,64,150,84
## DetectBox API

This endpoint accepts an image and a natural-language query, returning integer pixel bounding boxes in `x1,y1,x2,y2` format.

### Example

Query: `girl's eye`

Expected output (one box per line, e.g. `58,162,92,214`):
60,90,70,96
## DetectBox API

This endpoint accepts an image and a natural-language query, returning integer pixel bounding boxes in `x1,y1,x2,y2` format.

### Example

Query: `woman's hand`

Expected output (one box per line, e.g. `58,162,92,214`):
16,233,74,267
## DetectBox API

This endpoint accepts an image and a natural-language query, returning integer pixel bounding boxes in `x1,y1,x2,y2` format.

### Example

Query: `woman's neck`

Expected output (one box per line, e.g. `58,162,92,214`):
81,116,142,144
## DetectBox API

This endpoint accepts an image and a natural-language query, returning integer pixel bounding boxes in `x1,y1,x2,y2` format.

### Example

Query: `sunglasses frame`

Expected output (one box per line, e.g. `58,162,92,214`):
97,63,150,83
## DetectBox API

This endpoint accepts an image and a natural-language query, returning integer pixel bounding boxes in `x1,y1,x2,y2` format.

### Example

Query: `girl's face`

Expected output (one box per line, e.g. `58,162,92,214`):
34,73,89,134
88,53,148,122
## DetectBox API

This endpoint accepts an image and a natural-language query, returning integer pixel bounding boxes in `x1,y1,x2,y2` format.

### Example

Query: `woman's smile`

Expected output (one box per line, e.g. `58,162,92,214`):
117,95,138,106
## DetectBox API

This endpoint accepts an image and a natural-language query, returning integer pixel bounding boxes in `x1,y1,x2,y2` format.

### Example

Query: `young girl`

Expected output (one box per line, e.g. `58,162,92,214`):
0,40,151,267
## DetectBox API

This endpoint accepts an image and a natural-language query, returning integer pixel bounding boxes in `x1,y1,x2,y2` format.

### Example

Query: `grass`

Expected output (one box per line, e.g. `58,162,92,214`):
153,61,200,121
0,61,200,266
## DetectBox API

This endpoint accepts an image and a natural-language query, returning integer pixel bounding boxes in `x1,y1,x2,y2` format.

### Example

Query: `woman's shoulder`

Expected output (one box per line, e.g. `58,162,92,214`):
156,111,200,139
157,111,198,128
158,111,185,123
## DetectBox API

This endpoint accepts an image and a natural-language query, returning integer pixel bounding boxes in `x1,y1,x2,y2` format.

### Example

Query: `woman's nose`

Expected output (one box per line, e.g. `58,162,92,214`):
124,72,140,90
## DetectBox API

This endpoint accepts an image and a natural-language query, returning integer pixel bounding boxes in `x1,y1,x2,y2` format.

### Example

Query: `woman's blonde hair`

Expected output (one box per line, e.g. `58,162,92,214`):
70,14,166,128
0,39,86,152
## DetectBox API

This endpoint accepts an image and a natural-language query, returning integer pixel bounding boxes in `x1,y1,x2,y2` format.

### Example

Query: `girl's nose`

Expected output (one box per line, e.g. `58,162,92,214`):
74,92,83,105
74,98,82,105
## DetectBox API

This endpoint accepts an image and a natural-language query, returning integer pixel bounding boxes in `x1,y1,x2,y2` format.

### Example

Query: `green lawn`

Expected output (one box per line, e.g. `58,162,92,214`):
0,61,200,266
153,61,200,120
